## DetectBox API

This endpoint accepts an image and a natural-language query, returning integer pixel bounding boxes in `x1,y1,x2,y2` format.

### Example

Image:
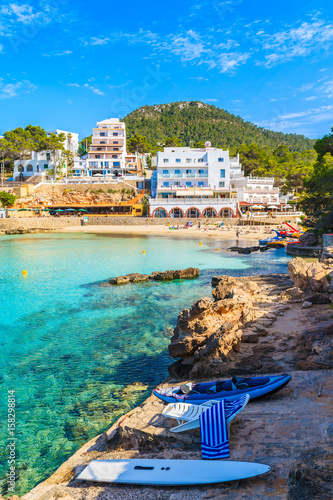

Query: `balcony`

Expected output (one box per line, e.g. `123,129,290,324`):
159,173,208,179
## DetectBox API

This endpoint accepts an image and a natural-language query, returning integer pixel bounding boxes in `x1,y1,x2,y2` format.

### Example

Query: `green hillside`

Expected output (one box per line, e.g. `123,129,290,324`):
123,101,315,152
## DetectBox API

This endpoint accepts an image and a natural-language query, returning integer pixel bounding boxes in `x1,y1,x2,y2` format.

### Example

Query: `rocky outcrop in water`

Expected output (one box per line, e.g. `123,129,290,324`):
109,268,199,285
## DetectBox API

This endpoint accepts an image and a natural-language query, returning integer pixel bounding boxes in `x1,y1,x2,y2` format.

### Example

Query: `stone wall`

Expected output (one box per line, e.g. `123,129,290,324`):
286,243,323,257
0,216,239,230
0,218,80,230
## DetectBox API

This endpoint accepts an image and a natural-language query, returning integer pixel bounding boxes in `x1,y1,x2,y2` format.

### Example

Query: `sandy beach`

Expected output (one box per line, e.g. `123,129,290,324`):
57,223,285,241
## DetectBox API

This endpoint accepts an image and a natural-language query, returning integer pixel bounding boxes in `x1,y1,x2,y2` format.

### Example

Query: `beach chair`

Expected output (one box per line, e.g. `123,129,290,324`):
162,394,250,433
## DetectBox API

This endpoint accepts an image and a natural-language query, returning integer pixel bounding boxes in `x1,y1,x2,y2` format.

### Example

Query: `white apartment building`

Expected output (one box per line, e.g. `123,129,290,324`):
231,175,281,212
72,118,144,181
149,145,242,218
13,130,79,180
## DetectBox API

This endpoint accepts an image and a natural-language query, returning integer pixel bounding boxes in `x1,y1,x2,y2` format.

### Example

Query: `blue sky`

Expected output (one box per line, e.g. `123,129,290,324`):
0,0,332,141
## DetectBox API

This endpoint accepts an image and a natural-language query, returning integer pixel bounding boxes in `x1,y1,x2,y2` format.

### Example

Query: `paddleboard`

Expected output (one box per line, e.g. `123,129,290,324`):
77,459,271,485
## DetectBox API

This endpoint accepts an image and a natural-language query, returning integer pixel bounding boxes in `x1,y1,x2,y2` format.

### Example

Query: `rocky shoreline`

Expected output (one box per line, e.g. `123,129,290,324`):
6,258,333,500
109,268,200,285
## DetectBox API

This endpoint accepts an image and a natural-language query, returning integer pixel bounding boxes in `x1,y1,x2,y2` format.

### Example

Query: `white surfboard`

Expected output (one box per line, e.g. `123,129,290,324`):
77,459,271,486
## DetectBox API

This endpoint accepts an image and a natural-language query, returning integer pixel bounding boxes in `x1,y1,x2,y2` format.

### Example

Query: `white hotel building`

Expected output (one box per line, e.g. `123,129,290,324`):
73,118,143,180
149,144,283,218
13,130,79,180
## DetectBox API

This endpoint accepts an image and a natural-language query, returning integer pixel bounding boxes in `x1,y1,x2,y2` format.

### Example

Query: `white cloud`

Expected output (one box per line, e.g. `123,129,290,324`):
190,76,209,81
203,98,218,102
0,78,37,99
305,96,317,101
83,83,105,96
256,19,333,67
66,82,105,96
43,50,72,57
90,36,110,46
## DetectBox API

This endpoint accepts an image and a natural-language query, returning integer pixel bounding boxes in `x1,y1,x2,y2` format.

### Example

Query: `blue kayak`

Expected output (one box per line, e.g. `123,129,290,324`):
154,374,291,405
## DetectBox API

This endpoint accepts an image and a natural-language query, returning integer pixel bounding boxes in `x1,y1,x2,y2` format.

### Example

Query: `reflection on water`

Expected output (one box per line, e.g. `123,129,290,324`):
0,233,290,496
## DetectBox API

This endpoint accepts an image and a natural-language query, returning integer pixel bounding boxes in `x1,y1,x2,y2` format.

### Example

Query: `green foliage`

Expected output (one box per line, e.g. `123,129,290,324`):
0,126,66,173
127,134,152,154
107,189,117,194
124,101,315,152
78,135,92,157
0,191,16,207
96,188,104,193
163,136,184,147
301,127,333,230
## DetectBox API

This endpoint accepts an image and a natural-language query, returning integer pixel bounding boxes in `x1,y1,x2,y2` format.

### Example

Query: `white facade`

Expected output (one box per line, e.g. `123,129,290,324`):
231,176,280,207
72,118,144,181
13,129,78,180
49,130,79,155
73,118,126,177
150,146,242,218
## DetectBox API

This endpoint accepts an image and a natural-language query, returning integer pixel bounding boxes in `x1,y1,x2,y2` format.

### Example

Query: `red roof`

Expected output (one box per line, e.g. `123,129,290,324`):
239,202,251,206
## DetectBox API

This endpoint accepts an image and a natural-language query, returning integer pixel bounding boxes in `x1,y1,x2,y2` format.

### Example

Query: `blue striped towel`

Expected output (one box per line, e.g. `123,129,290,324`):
200,399,229,459
225,394,249,420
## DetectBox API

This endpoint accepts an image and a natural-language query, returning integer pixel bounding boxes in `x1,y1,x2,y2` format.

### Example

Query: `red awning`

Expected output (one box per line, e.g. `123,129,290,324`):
239,202,252,206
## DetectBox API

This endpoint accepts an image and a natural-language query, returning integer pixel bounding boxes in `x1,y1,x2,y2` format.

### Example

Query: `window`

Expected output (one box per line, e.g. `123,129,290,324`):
186,182,192,187
104,162,109,167
101,162,103,167
218,157,224,162
198,158,204,163
186,158,192,163
163,158,169,163
163,182,169,187
44,164,48,169
36,165,39,172
163,170,169,174
89,162,97,167
198,181,204,187
112,155,118,158
176,158,181,163
97,148,102,151
113,133,118,136
113,162,120,167
113,148,118,151
186,170,191,174
113,141,118,144
100,141,106,144
46,153,50,161
175,182,180,187
220,169,225,178
199,169,204,174
100,133,105,137
175,169,180,174
219,181,225,187
96,155,101,159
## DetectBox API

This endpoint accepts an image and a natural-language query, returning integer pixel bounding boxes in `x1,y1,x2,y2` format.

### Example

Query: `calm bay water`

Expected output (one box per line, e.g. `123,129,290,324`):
0,233,290,496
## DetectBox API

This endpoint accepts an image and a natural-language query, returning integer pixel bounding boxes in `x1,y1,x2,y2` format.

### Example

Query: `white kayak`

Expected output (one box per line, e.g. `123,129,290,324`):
77,459,271,485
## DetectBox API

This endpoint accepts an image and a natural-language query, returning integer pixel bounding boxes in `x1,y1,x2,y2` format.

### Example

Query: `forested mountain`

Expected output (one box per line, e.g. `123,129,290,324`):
123,101,315,152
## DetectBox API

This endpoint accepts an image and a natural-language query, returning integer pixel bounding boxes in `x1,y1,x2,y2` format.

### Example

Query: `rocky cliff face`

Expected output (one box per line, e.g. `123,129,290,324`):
167,261,333,380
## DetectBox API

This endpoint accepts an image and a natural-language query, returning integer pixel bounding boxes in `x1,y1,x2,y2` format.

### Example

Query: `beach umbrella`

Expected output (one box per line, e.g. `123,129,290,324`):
54,209,65,212
18,208,31,211
269,205,279,209
252,205,264,209
78,208,88,212
64,208,77,211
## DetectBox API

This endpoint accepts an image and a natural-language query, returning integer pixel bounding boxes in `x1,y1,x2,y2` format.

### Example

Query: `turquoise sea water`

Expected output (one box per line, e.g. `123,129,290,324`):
0,233,291,497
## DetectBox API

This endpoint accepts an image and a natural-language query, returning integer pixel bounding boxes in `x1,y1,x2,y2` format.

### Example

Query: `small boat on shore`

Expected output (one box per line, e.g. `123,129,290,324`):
154,374,291,405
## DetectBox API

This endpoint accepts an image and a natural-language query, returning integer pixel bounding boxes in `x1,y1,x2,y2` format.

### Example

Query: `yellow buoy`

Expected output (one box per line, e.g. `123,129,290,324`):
22,270,28,276
199,242,202,246
142,250,146,254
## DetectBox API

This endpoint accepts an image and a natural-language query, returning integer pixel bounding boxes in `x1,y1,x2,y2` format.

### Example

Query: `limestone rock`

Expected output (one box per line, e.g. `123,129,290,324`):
288,257,310,289
298,231,318,247
301,301,312,309
288,257,330,293
280,287,304,302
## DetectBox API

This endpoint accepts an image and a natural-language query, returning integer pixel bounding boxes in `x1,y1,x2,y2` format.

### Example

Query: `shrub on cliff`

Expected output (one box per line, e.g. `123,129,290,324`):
0,191,16,207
